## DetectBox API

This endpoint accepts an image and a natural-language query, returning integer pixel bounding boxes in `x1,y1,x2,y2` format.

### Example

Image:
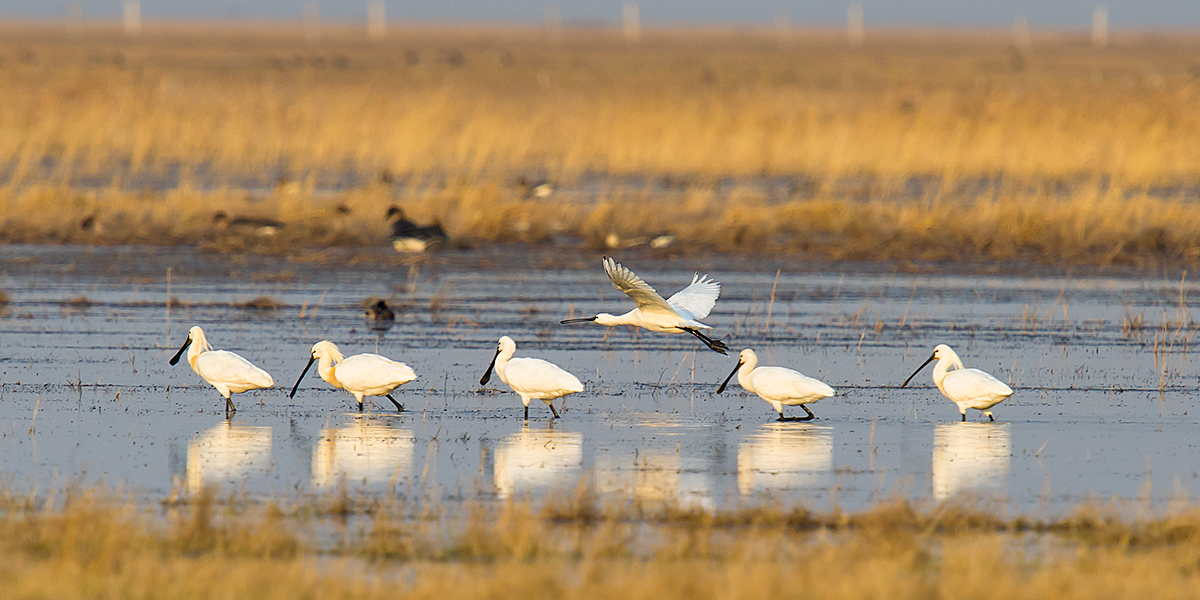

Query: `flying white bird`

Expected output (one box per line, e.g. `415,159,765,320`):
716,348,835,420
560,257,727,354
900,344,1014,422
288,340,416,413
169,326,274,414
480,336,583,419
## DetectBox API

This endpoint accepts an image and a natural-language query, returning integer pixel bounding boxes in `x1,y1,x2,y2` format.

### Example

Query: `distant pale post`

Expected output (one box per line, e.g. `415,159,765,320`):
1013,14,1030,50
546,3,563,42
303,1,321,41
367,0,385,40
623,2,640,44
123,0,141,36
774,11,792,46
66,0,83,32
847,2,864,46
1091,5,1108,47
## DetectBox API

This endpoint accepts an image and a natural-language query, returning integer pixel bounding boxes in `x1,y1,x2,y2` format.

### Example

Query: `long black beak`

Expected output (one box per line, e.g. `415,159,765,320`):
900,353,937,388
168,338,191,366
560,316,598,325
480,349,500,385
289,355,316,399
716,360,743,394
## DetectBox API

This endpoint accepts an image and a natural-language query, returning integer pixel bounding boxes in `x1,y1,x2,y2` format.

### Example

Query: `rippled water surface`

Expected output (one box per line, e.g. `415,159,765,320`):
1,245,1198,514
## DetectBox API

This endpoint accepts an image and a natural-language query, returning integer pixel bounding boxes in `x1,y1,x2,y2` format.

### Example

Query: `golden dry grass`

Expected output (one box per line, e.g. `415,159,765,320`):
3,24,1200,181
4,182,1200,267
8,484,1200,599
4,25,1200,265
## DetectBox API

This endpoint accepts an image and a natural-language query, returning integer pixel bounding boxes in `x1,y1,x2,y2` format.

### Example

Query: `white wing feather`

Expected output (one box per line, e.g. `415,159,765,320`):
505,357,584,399
749,366,835,404
603,257,677,316
195,350,274,392
335,354,417,395
942,368,1013,405
666,273,721,321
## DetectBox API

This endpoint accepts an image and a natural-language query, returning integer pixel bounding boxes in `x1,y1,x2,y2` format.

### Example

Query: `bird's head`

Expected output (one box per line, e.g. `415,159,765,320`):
311,340,342,361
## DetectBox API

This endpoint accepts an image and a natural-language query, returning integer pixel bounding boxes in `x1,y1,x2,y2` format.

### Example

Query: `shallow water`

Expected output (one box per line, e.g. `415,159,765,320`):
0,244,1198,515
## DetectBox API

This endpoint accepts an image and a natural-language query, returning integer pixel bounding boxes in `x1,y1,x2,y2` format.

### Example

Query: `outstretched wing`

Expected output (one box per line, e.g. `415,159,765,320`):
603,257,676,316
666,273,720,321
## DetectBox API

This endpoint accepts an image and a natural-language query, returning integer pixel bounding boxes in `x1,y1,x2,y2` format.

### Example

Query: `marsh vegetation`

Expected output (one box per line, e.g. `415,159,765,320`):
2,26,1200,265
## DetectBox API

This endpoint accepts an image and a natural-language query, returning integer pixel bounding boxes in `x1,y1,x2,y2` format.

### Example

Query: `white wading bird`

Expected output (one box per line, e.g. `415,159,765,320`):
560,257,728,354
900,344,1013,422
480,336,583,420
169,326,274,414
716,348,835,421
288,340,415,413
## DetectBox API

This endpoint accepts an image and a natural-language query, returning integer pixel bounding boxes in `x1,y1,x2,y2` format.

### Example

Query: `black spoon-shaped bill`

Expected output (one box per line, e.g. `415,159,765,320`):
289,355,317,399
716,360,743,394
480,349,500,385
559,316,598,325
168,338,191,366
900,353,938,388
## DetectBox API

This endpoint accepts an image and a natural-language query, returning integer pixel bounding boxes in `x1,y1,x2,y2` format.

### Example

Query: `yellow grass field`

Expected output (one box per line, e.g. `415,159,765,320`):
3,24,1200,265
8,483,1200,599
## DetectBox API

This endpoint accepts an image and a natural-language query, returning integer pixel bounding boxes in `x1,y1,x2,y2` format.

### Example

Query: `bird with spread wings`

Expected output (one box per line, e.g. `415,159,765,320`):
560,257,728,354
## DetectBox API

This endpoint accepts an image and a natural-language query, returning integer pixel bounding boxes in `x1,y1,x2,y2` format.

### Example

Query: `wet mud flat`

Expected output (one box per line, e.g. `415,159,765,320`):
0,244,1197,515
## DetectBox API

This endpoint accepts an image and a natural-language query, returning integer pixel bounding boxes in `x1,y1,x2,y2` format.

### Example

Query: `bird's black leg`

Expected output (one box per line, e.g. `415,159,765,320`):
386,394,404,413
682,328,728,355
548,402,561,419
524,404,529,420
988,413,995,422
961,412,967,422
358,400,364,414
225,397,236,414
775,409,786,422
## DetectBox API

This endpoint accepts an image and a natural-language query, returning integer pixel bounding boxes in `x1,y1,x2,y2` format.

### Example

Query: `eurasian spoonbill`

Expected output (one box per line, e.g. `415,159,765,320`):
716,348,835,421
900,344,1013,421
288,340,415,413
480,336,583,419
168,326,274,414
386,206,448,253
560,257,728,354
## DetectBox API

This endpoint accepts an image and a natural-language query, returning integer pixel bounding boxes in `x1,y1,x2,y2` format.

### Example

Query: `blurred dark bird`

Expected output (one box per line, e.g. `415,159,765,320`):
386,206,448,253
213,212,284,237
515,176,554,199
364,298,398,324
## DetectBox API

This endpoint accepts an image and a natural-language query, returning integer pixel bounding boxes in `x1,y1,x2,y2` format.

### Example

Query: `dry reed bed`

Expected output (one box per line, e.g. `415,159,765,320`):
6,484,1200,598
2,26,1200,184
4,182,1200,267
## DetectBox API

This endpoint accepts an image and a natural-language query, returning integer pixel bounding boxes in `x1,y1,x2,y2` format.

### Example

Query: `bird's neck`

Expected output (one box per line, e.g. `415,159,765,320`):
493,350,514,381
932,355,964,390
596,311,638,326
737,358,758,391
187,334,211,372
318,353,344,388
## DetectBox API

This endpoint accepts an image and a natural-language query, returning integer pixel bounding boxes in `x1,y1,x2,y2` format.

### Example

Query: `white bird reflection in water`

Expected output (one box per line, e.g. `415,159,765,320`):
494,424,583,499
737,423,833,497
932,422,1011,501
186,420,272,492
596,449,714,510
312,416,414,488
